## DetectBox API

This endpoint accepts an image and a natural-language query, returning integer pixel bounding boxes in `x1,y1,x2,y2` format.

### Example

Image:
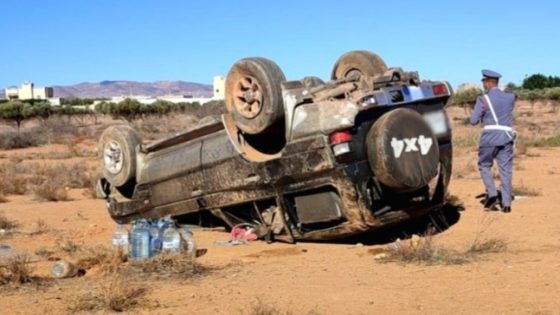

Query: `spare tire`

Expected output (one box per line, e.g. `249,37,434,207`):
366,108,439,192
225,57,286,135
331,50,388,80
98,125,141,187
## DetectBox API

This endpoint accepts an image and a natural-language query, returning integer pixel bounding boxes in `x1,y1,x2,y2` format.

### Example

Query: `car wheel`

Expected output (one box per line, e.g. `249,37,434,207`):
225,57,286,135
98,125,141,187
331,50,388,80
366,108,440,192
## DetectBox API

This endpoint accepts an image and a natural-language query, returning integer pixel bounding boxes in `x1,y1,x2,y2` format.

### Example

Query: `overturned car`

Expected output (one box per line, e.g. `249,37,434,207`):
98,50,453,242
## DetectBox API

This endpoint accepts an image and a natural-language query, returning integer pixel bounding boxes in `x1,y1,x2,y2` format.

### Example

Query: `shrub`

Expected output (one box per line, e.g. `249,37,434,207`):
382,222,507,266
32,182,70,202
528,133,560,147
512,183,540,196
0,254,35,286
0,130,44,150
383,233,468,265
67,273,152,313
129,252,209,280
0,211,18,230
0,161,97,199
465,238,507,256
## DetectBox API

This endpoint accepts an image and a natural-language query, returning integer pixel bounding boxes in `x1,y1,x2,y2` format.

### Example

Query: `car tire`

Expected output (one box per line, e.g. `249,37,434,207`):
98,125,141,187
366,108,440,192
225,57,286,135
331,50,388,80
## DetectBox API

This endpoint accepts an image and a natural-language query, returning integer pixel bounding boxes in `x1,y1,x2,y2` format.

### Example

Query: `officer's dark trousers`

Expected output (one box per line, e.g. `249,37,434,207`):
478,142,514,207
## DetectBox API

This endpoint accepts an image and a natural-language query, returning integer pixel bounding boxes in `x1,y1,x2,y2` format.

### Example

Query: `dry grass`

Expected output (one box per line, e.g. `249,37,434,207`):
0,194,7,203
514,141,528,157
0,160,98,200
453,133,479,149
244,299,291,315
32,183,70,201
127,252,209,280
73,245,115,270
453,161,477,179
58,239,80,254
465,238,508,255
384,232,469,265
512,182,541,196
0,211,19,230
466,215,508,255
0,254,35,286
34,116,101,146
67,273,154,313
0,161,29,195
34,247,55,259
0,130,44,150
54,239,126,272
243,299,322,315
383,215,508,266
31,219,51,235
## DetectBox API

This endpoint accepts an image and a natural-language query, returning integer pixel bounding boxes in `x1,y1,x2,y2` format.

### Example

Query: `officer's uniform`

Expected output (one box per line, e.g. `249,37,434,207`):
470,70,516,210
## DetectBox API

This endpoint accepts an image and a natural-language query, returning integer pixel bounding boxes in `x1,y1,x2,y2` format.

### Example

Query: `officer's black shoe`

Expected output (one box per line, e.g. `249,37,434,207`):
484,205,500,212
483,195,499,210
501,206,512,213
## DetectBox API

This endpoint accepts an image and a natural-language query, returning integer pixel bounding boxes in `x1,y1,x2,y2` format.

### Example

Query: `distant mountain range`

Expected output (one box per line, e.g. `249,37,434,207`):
53,80,213,98
1,80,213,99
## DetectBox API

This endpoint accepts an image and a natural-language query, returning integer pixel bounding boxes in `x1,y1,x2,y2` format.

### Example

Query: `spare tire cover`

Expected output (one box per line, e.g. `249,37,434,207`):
366,108,439,192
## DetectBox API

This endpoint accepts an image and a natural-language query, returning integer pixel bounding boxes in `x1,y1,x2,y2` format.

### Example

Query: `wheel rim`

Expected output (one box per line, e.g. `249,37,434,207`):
103,141,124,174
233,76,263,119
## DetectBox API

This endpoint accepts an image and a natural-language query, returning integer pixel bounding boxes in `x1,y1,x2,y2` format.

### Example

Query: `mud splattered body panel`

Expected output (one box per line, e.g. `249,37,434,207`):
103,74,454,241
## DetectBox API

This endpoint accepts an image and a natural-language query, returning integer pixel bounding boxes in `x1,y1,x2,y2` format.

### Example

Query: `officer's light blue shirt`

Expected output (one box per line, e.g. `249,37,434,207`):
470,87,515,147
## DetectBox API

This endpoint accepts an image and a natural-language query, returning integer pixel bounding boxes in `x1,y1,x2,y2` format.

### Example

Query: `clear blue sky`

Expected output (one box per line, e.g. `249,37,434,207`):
1,1,559,88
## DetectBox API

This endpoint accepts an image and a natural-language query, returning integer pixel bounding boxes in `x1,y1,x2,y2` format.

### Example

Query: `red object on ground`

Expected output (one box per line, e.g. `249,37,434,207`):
230,227,258,241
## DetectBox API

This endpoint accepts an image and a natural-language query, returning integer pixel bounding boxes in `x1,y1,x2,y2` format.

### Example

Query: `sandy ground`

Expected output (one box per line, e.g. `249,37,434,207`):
1,103,559,314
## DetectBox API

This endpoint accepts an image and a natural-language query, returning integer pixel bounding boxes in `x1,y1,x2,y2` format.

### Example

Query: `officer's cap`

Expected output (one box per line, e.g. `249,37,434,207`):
481,69,502,81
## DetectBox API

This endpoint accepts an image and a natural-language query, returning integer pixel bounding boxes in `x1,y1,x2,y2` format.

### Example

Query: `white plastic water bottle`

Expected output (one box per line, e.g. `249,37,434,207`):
149,220,161,256
161,225,181,253
179,226,197,258
130,219,151,260
51,260,79,278
112,221,129,254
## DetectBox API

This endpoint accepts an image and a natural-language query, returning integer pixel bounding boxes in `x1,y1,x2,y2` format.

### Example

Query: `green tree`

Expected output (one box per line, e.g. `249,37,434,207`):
150,99,174,116
60,97,95,106
112,98,144,121
548,76,560,88
0,100,52,131
522,74,548,89
0,100,26,131
504,82,518,92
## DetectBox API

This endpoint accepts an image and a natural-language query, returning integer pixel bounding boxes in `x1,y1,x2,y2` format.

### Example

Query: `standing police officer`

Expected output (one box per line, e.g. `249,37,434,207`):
470,69,516,213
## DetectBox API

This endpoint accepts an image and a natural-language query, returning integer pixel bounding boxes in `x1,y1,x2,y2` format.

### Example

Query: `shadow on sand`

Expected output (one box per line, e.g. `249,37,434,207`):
322,202,464,246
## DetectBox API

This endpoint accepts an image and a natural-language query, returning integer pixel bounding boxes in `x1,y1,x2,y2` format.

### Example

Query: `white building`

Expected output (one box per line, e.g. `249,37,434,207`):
4,82,54,100
213,75,225,100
